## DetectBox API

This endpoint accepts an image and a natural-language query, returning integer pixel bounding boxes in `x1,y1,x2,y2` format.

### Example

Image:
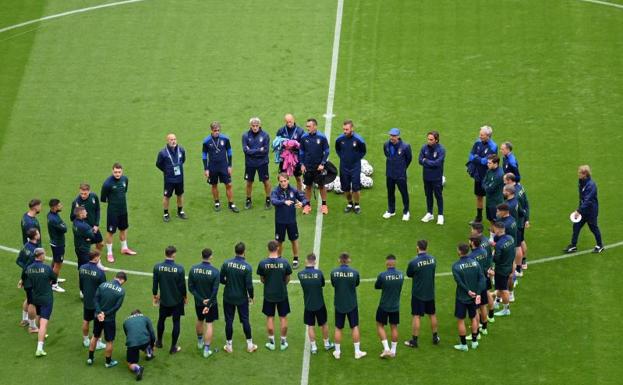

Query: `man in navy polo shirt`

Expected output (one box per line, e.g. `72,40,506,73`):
156,133,187,222
565,165,604,254
418,131,446,225
242,117,272,210
383,128,412,221
202,121,239,213
299,118,330,215
335,119,366,214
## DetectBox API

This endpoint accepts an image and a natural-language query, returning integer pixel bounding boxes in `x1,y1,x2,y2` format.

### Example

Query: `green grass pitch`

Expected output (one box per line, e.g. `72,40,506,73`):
1,0,622,384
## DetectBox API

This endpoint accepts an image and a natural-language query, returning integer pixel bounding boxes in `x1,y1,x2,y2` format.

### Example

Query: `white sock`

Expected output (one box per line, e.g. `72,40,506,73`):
29,319,37,328
83,335,89,343
390,341,397,354
226,340,232,346
381,339,389,351
121,240,128,249
37,341,44,350
106,243,113,254
334,343,341,353
323,338,330,347
310,341,317,350
503,304,509,310
354,342,361,354
247,339,254,348
281,336,287,344
22,311,28,321
268,336,275,344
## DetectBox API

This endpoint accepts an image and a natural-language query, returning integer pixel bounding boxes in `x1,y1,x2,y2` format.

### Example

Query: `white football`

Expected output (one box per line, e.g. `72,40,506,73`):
361,174,373,188
325,181,334,191
333,178,343,194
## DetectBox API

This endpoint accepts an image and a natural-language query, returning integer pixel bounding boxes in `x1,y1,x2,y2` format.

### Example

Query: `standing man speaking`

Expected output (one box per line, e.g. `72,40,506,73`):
156,133,187,222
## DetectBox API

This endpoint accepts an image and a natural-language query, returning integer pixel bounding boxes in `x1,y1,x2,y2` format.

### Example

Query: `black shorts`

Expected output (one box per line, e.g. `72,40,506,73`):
195,305,219,322
35,303,53,320
375,307,399,325
126,342,150,364
75,249,91,269
339,166,361,192
164,181,184,197
303,168,321,187
24,287,33,304
485,276,493,290
244,164,269,182
411,297,436,316
303,305,328,326
485,206,497,222
51,245,65,263
494,272,510,290
275,222,299,242
474,180,486,196
107,212,128,233
517,227,525,244
279,161,302,177
479,289,489,305
208,168,231,185
92,230,103,244
454,299,477,319
83,307,95,322
335,307,359,329
262,299,291,317
159,303,185,318
93,319,116,342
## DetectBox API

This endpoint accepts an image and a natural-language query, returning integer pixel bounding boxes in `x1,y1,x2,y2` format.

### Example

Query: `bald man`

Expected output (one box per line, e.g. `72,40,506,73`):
156,133,187,222
276,114,305,190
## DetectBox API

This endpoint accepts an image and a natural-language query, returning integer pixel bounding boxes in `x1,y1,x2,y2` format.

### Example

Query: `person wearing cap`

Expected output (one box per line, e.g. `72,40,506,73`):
467,125,498,223
271,173,311,269
275,114,305,190
418,131,446,225
383,128,413,221
564,165,604,254
300,118,330,214
335,119,367,214
156,133,187,222
501,141,520,182
242,117,272,210
24,248,57,357
202,121,240,213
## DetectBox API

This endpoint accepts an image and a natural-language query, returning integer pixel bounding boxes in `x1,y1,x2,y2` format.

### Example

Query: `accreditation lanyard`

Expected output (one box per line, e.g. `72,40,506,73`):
167,146,181,166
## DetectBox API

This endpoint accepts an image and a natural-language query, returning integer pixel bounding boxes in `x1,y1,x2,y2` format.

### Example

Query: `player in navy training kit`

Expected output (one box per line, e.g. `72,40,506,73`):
335,120,366,214
202,121,239,213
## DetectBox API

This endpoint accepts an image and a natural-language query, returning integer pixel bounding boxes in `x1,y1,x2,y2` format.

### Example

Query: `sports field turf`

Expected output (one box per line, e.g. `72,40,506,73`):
1,0,622,384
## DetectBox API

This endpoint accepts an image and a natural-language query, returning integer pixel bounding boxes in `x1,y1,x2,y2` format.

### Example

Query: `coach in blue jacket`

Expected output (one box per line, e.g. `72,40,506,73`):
565,165,604,254
467,125,498,223
242,117,272,210
418,131,445,225
156,134,187,222
335,120,366,214
383,128,412,221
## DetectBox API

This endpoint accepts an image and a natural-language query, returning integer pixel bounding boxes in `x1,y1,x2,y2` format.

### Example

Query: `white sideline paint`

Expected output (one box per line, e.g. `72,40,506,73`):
0,0,146,34
300,0,345,384
578,0,623,10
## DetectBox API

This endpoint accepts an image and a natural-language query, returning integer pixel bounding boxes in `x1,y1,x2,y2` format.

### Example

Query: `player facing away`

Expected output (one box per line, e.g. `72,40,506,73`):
152,246,187,354
468,236,493,338
123,309,156,381
101,162,137,262
188,248,220,358
16,228,40,333
257,240,292,351
297,253,335,354
452,243,485,351
374,254,404,358
405,240,440,348
79,251,107,350
220,242,257,353
330,252,366,359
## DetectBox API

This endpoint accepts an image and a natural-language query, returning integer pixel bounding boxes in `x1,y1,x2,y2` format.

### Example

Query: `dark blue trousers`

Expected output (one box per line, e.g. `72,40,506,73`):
424,180,444,215
387,177,409,214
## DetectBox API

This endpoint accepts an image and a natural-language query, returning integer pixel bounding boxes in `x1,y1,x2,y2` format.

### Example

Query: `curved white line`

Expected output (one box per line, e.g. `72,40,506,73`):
0,0,146,34
578,0,623,10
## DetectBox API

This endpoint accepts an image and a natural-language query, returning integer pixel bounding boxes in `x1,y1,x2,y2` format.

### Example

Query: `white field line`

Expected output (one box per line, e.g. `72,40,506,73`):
577,0,623,10
0,0,146,34
300,0,345,384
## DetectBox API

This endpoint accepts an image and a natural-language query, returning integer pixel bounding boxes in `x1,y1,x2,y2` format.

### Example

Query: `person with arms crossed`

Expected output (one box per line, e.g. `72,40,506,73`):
156,133,187,222
382,128,413,221
202,121,240,213
79,250,107,350
297,253,335,354
123,309,156,381
257,240,292,351
21,199,42,247
374,254,404,358
24,248,57,357
565,165,604,254
271,173,311,269
452,243,485,351
220,242,257,353
331,252,366,360
404,240,440,348
335,119,366,214
242,117,272,210
152,246,187,354
467,125,498,223
101,162,137,262
275,113,305,190
188,248,220,358
299,118,330,214
87,271,127,368
418,131,446,225
16,228,40,333
47,199,67,293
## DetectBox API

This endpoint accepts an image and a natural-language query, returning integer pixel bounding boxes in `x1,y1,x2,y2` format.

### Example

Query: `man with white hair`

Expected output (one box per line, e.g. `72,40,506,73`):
156,133,187,222
242,117,272,210
467,125,498,223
